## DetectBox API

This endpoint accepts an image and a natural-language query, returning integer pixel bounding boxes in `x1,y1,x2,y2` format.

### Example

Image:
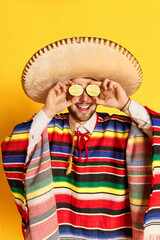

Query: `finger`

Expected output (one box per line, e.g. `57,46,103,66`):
89,80,102,86
109,82,122,97
54,84,62,95
101,78,110,91
59,82,67,92
107,80,116,92
62,80,74,87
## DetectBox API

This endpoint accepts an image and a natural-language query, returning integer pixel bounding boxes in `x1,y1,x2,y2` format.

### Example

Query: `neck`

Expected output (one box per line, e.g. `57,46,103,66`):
70,116,88,125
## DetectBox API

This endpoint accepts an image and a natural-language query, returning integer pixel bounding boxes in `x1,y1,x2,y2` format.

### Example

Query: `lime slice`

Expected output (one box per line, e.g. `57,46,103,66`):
86,84,100,96
69,84,83,96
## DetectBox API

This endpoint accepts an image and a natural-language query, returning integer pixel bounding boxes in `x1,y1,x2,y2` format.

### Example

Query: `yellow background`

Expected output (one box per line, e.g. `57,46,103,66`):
1,0,160,239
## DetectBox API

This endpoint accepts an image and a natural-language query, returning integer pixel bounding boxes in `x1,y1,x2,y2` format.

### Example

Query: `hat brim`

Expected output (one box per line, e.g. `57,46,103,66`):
22,37,142,103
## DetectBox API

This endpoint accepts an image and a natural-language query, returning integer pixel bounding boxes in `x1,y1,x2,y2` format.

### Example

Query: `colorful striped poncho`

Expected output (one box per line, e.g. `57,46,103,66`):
1,109,160,240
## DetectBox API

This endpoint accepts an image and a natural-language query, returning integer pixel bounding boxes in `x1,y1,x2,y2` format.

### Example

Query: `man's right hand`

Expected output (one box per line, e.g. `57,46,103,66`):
43,80,77,118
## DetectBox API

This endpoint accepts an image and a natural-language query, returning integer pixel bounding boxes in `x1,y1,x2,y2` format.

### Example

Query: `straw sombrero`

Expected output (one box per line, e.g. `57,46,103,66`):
22,37,142,103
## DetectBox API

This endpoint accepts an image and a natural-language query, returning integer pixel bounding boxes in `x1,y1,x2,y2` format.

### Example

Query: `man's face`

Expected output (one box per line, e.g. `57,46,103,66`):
68,78,97,124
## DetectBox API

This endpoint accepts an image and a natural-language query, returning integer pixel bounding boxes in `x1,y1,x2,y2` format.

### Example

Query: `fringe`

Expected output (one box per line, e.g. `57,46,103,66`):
144,235,160,240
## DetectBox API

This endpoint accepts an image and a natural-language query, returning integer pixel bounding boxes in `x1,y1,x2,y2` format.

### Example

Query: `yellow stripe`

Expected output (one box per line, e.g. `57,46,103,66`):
48,126,129,139
153,160,160,168
5,133,29,141
27,158,50,171
48,126,71,134
130,198,149,206
13,192,26,203
128,136,146,143
54,182,128,195
91,131,129,138
27,182,54,200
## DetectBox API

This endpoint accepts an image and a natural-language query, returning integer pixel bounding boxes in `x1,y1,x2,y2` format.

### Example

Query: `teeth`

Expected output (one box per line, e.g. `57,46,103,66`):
79,106,88,109
77,105,89,109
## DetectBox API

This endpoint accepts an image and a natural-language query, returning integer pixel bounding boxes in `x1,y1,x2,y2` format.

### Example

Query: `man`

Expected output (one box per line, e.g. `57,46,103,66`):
1,37,160,240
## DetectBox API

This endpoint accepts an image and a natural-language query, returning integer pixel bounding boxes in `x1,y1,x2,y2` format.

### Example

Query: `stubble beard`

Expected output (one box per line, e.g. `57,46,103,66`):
68,105,97,123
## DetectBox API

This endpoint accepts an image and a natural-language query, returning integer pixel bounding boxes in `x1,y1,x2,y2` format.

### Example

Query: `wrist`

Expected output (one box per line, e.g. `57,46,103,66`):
42,105,56,118
119,98,131,112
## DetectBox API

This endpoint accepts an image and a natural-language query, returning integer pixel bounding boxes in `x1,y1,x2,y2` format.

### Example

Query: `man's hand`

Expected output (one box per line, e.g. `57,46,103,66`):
93,79,130,110
43,80,77,118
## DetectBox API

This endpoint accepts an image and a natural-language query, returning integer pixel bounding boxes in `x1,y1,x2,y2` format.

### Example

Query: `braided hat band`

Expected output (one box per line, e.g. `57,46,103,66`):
22,37,142,103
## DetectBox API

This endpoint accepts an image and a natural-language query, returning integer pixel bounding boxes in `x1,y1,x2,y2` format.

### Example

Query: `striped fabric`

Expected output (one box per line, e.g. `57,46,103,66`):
143,108,160,240
25,127,59,240
1,121,31,239
1,110,159,240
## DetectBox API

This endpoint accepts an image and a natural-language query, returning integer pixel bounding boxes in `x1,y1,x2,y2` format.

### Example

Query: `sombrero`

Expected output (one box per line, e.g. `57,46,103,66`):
22,37,142,103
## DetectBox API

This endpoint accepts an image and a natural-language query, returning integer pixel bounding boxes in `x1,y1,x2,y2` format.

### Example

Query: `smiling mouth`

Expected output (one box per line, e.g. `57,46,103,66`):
76,103,92,110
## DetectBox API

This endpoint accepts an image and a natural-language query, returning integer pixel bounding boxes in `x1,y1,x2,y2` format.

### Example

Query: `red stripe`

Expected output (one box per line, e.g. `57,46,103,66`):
51,154,126,164
5,172,24,179
49,131,72,143
128,175,152,183
2,139,28,151
147,191,160,209
51,161,126,175
98,115,131,124
153,137,160,144
30,213,58,239
57,209,132,229
153,127,160,131
127,166,152,171
26,159,51,177
55,194,130,210
127,141,152,153
86,136,127,148
3,163,25,168
29,197,56,218
49,132,128,149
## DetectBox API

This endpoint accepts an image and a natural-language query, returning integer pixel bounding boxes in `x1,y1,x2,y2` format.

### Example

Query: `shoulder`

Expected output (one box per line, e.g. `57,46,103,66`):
96,112,132,132
97,112,131,124
48,113,69,129
1,119,33,151
12,119,33,134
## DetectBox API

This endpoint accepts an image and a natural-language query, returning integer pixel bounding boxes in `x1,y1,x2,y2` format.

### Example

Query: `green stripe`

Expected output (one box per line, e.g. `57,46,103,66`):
26,177,53,193
52,159,125,169
11,187,26,198
53,176,126,189
130,192,148,199
152,154,160,161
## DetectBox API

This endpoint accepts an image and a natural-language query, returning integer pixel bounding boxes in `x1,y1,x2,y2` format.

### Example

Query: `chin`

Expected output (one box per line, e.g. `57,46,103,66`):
68,105,97,123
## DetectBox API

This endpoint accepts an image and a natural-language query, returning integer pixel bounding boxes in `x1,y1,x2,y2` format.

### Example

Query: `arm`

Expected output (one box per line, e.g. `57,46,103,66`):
27,80,77,157
93,79,152,137
124,100,152,138
43,80,76,118
1,121,32,238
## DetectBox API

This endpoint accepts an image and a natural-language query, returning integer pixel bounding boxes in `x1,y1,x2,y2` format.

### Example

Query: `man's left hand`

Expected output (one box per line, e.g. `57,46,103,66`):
93,79,130,110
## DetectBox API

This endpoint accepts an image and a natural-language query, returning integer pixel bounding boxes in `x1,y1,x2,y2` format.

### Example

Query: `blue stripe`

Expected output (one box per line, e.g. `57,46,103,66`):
152,118,160,127
95,120,130,133
59,226,132,239
12,120,32,133
144,211,160,224
3,156,26,163
50,146,125,160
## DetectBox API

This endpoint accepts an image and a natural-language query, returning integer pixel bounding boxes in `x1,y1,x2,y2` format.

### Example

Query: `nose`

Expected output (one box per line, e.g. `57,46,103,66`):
79,90,90,102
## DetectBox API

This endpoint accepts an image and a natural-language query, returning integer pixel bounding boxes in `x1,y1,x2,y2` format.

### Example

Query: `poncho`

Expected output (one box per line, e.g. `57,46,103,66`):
1,108,160,240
